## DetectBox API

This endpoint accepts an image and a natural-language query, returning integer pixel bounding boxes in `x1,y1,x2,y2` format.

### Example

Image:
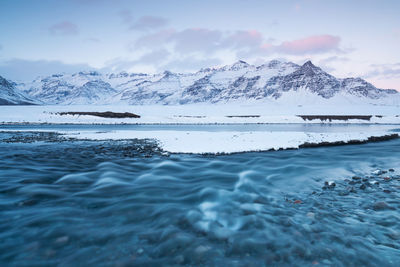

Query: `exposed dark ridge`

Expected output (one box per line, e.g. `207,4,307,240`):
0,99,36,105
298,115,373,121
299,134,399,148
226,115,261,118
57,111,140,118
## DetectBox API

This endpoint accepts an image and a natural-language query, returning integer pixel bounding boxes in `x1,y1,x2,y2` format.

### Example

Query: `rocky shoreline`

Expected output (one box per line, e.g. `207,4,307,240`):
0,131,163,158
318,168,399,206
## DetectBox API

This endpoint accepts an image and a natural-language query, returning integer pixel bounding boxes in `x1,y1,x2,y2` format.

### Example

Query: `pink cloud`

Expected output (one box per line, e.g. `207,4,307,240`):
49,21,79,36
133,27,343,60
279,35,340,54
260,43,273,50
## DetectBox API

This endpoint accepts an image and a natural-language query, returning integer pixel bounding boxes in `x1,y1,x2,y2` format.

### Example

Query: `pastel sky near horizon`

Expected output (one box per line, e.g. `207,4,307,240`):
0,0,399,90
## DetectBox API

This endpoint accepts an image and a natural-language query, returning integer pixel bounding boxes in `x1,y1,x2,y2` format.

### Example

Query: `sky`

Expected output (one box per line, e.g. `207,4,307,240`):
0,0,399,90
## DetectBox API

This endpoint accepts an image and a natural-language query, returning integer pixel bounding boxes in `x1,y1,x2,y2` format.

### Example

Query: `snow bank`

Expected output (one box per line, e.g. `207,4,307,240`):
61,130,394,154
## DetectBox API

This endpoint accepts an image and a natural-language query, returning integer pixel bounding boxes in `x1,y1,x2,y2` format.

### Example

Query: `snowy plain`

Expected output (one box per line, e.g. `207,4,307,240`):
1,103,400,154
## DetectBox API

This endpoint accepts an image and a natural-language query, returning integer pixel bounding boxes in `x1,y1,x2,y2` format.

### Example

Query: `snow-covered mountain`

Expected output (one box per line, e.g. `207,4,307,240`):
11,60,400,105
0,75,35,105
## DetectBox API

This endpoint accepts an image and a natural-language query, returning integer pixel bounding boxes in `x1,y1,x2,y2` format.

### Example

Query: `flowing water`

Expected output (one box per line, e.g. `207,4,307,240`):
1,130,400,266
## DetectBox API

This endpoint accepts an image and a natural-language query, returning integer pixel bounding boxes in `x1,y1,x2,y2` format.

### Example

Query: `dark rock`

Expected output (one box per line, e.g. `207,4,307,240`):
360,184,367,190
324,181,335,188
347,186,357,193
58,111,140,118
389,168,395,172
349,180,360,185
373,201,393,211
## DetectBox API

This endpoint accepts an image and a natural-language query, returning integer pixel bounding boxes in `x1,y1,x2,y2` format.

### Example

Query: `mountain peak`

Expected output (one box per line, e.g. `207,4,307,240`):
267,60,281,67
235,60,248,65
227,60,250,71
299,60,323,75
0,75,14,89
163,70,176,77
302,60,315,67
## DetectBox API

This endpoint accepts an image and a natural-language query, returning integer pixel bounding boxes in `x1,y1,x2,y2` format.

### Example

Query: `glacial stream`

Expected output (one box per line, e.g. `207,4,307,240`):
1,130,400,266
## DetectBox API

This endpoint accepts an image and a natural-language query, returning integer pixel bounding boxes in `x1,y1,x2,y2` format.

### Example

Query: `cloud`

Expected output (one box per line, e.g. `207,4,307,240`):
84,37,101,43
134,29,176,49
270,20,279,27
49,21,79,36
102,49,170,73
319,56,349,64
134,28,263,55
223,30,263,49
317,56,350,73
139,49,170,64
278,35,341,54
172,28,223,53
134,28,343,61
162,57,222,72
134,28,223,53
102,58,138,73
118,9,133,24
103,51,221,74
0,59,93,81
130,16,168,31
363,63,400,80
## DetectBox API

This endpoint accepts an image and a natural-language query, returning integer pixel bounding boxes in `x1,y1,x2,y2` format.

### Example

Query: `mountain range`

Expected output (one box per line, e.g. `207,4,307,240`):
1,60,398,105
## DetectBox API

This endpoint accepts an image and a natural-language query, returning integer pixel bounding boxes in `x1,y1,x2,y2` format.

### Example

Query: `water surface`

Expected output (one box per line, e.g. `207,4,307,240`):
1,135,400,266
2,123,399,133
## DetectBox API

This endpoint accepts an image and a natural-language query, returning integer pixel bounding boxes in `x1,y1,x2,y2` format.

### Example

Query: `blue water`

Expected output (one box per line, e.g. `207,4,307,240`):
1,135,400,266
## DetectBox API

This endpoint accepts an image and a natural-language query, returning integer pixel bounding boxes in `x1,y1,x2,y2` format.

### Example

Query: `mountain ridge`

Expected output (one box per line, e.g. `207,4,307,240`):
2,60,398,105
0,75,36,105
